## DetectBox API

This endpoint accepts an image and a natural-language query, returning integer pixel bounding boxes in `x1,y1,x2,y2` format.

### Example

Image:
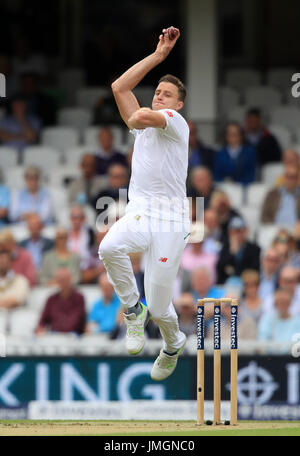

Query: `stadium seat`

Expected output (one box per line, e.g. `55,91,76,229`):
0,146,18,169
225,69,262,91
5,336,34,356
42,225,57,240
10,222,29,242
10,309,40,337
268,124,293,150
246,183,271,208
285,86,300,106
78,285,101,312
218,86,240,117
270,106,300,132
58,68,86,105
27,286,55,312
41,127,80,154
64,146,96,167
48,166,80,188
0,310,8,334
244,86,282,110
23,146,61,170
76,87,110,109
257,225,283,251
48,187,69,221
217,182,244,207
30,334,78,356
5,167,26,189
77,334,110,356
83,125,125,151
239,206,260,240
58,108,93,134
266,68,295,91
261,163,284,184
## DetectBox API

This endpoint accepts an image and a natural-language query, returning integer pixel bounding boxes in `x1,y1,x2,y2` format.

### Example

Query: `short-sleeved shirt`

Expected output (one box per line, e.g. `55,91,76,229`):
128,109,190,222
88,293,121,333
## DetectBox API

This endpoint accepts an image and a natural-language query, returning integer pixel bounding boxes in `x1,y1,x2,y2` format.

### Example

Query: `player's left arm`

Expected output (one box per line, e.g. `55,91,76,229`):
128,107,166,130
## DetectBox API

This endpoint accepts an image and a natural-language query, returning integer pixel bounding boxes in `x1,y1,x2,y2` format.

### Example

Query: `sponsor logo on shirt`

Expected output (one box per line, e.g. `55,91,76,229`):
159,257,168,263
166,111,173,118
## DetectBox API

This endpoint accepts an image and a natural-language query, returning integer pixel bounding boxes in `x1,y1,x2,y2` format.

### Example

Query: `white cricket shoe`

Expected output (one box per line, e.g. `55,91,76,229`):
124,302,148,355
150,334,187,381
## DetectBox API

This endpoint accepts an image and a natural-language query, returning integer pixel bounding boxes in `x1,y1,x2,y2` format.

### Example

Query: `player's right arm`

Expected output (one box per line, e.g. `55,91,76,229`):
111,28,180,129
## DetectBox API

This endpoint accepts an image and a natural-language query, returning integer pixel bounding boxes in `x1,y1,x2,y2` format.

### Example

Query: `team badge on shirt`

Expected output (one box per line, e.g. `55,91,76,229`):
166,111,173,118
159,257,168,263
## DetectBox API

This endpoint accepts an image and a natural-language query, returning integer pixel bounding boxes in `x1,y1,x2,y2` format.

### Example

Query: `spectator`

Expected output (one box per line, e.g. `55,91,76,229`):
240,270,263,325
258,289,300,343
217,217,261,284
40,227,81,286
0,251,29,309
81,228,108,284
263,266,300,316
272,229,300,269
244,108,281,168
187,121,215,171
0,95,40,160
19,72,57,126
36,268,86,335
69,154,109,208
187,167,216,209
10,166,54,225
86,272,121,334
180,222,217,285
0,229,37,287
214,122,256,185
276,149,300,187
203,209,222,254
175,292,197,337
93,163,129,213
20,213,53,269
67,205,94,267
259,248,281,301
190,267,224,301
0,168,10,227
209,190,242,245
95,127,128,175
261,166,300,226
0,54,16,98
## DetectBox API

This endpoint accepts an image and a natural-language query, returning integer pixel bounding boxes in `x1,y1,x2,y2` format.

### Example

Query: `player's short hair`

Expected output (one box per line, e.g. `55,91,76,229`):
158,74,186,102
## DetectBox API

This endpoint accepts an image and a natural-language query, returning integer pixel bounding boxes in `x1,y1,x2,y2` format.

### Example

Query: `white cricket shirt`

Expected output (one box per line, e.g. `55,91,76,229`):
127,108,190,222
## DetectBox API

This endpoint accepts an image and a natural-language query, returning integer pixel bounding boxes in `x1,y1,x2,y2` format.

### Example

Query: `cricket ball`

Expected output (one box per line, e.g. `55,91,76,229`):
168,27,178,40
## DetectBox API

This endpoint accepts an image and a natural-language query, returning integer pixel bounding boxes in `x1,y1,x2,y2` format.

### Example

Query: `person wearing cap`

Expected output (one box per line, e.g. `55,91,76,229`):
216,216,261,284
10,166,54,225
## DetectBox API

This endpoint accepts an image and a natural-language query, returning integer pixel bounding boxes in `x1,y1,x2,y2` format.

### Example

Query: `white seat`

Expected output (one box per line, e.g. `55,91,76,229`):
239,206,260,240
218,86,240,117
244,86,282,110
0,310,8,334
225,69,261,91
133,86,155,107
5,167,25,189
285,86,300,106
246,183,271,209
78,286,101,312
83,125,124,151
227,105,249,123
42,225,56,241
77,334,109,355
217,183,244,207
31,334,77,356
41,127,80,154
58,108,92,134
9,309,40,337
257,225,282,251
77,87,110,109
48,187,69,220
27,286,56,312
10,223,29,242
64,146,97,166
48,166,80,188
23,146,61,170
270,106,300,132
261,163,284,184
268,125,293,150
0,147,18,169
267,68,295,90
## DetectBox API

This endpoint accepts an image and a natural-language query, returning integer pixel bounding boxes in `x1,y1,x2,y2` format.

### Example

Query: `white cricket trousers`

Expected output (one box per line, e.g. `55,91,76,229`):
98,212,190,353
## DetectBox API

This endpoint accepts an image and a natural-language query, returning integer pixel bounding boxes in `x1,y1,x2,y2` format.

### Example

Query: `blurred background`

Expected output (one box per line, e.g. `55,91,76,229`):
0,0,300,422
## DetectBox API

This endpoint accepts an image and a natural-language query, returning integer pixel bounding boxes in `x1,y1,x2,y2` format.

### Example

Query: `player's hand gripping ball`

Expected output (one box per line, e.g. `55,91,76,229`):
167,26,179,40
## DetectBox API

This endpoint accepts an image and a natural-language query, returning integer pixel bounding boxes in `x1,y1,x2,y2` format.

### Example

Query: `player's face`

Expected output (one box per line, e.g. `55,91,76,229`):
152,82,184,111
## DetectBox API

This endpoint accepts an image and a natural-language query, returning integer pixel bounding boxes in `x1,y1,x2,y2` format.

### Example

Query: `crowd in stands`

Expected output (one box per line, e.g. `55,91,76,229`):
0,48,300,350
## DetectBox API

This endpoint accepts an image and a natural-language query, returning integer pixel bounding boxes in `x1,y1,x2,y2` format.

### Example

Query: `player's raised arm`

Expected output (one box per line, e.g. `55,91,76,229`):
111,27,180,129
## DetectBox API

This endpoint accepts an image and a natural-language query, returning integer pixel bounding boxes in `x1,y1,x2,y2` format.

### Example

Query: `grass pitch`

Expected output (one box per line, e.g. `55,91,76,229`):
0,420,299,436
